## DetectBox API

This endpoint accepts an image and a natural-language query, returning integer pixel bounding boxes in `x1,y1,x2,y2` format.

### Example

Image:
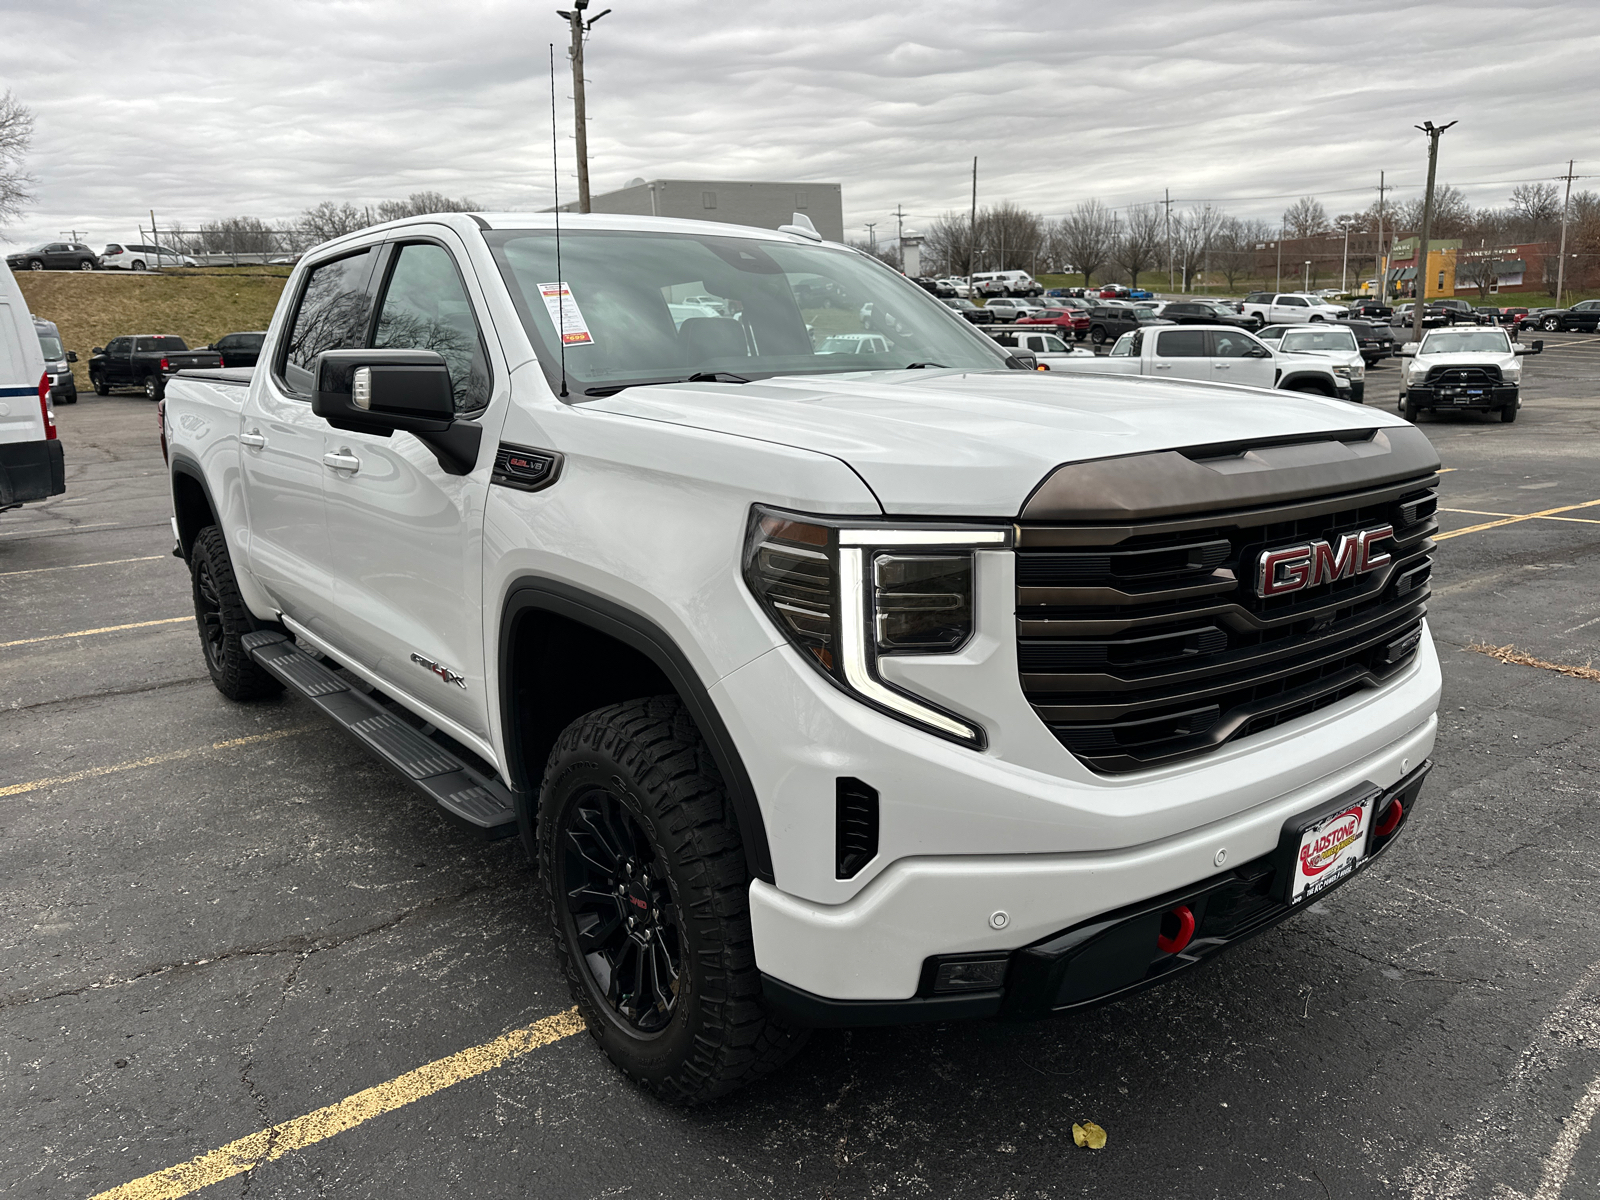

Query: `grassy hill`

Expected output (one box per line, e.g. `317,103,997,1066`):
16,268,290,388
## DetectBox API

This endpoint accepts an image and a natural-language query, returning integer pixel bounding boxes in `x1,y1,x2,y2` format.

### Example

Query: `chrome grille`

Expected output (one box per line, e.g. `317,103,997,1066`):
1016,475,1437,774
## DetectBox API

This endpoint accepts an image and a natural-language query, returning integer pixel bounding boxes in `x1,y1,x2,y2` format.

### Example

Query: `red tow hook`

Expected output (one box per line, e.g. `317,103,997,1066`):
1375,798,1404,838
1157,904,1196,955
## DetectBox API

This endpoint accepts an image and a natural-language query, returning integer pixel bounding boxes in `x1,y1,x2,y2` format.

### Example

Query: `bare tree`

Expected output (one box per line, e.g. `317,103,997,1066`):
977,201,1044,272
1509,182,1560,228
848,238,902,270
1173,204,1224,290
924,210,976,277
1112,204,1164,288
1054,199,1115,285
1283,196,1328,238
374,191,481,223
194,216,278,255
1393,184,1470,237
1454,254,1501,298
0,90,36,227
296,201,370,247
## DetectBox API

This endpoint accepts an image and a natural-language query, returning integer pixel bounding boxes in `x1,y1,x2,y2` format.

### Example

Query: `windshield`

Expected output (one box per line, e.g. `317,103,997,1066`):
1279,328,1358,353
37,334,64,359
486,229,1008,395
1421,330,1512,354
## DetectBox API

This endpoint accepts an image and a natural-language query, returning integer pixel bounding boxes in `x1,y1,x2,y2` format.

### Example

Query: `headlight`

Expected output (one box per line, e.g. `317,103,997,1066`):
1332,365,1352,378
743,505,1008,747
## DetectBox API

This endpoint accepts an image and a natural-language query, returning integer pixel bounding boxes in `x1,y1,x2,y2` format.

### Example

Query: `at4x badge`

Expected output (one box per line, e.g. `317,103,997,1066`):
1255,525,1393,598
410,653,467,689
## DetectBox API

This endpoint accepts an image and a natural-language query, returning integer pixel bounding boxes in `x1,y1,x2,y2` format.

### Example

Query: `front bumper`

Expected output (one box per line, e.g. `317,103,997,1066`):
764,762,1432,1026
1406,383,1518,410
48,373,76,401
0,437,66,506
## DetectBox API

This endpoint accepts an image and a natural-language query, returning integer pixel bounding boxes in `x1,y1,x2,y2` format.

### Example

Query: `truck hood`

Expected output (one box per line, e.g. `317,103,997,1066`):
584,369,1407,516
1411,351,1518,369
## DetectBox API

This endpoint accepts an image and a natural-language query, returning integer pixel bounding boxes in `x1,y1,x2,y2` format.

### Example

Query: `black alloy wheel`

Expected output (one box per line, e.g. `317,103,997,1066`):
1090,325,1107,345
91,373,109,396
188,526,282,701
538,698,807,1103
193,555,228,676
558,786,682,1034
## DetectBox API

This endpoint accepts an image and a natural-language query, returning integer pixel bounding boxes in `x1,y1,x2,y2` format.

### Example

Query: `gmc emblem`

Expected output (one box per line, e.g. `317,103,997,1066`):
1256,525,1394,597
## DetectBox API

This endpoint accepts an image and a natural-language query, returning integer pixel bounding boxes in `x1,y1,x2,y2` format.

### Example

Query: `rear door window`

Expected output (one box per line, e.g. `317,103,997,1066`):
1155,330,1207,357
281,249,375,395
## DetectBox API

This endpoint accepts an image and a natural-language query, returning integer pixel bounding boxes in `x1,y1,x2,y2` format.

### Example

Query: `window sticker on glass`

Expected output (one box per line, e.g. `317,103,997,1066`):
539,282,596,346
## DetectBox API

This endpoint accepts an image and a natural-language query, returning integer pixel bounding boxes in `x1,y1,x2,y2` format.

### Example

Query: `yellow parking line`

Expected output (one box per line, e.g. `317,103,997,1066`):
1435,497,1600,541
0,555,165,578
88,1008,586,1200
0,728,313,798
0,617,189,649
1441,508,1600,526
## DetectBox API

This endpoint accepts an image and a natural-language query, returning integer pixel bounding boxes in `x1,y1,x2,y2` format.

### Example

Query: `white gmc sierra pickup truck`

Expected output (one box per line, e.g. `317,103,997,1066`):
161,212,1442,1102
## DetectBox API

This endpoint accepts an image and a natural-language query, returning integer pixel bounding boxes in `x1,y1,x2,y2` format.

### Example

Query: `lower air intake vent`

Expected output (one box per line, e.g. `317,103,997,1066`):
836,777,879,879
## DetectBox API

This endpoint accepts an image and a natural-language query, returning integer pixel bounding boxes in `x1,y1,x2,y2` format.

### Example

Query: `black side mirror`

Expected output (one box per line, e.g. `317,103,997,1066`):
1528,339,1544,355
66,351,78,363
312,348,481,475
91,347,105,356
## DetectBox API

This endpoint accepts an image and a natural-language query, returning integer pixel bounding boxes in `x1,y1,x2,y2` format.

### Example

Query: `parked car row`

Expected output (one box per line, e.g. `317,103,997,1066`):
2,241,199,271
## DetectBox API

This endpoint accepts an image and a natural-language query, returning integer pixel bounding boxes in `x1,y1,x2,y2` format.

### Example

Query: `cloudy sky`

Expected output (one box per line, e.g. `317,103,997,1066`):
2,0,1596,250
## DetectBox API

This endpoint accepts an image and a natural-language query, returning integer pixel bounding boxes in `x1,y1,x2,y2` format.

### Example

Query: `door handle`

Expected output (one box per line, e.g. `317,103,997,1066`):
240,430,267,448
1213,363,1230,370
1154,363,1172,370
322,449,361,473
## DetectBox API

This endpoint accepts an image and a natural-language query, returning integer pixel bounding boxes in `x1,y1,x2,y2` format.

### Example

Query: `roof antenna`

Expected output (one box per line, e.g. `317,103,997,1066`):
550,42,568,398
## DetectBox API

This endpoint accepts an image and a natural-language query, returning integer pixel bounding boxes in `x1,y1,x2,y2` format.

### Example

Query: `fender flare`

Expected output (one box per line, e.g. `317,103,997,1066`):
498,578,776,885
168,452,218,560
1277,370,1337,396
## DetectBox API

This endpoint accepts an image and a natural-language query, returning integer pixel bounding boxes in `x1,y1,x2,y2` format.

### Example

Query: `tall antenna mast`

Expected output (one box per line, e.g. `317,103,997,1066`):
550,44,568,398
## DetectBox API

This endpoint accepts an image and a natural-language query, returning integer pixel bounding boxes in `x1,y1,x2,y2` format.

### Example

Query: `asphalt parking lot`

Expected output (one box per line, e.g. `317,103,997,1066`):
5,339,1600,1200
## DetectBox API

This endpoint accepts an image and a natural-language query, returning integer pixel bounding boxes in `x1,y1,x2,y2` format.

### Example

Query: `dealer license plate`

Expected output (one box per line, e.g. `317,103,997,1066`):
1289,795,1375,903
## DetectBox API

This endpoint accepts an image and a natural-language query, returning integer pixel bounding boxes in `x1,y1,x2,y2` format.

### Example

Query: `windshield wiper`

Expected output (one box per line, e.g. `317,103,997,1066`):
583,371,751,397
902,362,949,369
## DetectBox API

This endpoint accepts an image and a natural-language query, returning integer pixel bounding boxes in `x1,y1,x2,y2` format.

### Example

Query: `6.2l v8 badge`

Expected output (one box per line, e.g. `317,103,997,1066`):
1255,525,1393,598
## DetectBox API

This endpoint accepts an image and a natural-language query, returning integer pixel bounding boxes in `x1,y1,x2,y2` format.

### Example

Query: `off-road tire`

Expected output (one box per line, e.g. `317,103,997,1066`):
1501,402,1518,423
144,374,164,401
1403,393,1422,422
538,697,808,1104
1090,324,1107,345
91,373,109,396
189,526,282,701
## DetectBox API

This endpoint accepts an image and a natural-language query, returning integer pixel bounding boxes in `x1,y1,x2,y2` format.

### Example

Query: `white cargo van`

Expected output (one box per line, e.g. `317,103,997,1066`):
0,266,64,513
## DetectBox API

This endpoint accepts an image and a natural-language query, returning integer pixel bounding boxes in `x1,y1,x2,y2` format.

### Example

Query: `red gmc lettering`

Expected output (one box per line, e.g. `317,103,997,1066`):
1258,545,1313,595
1257,525,1395,597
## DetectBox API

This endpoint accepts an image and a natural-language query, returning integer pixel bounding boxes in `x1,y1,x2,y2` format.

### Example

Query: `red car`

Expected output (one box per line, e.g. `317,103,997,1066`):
1017,308,1091,340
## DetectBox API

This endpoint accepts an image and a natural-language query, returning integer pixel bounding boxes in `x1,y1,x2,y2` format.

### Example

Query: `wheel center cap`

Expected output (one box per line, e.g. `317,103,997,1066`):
622,882,652,929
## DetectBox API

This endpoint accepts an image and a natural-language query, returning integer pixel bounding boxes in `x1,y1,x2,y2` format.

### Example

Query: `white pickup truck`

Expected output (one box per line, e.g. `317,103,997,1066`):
1055,324,1356,400
1397,326,1542,422
1241,292,1350,327
160,212,1440,1102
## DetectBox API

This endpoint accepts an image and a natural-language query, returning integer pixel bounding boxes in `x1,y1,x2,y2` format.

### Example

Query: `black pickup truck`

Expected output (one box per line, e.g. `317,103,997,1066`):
88,336,223,400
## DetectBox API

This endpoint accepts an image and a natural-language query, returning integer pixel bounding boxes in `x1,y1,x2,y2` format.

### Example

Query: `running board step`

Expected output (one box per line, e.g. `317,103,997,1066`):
241,630,516,837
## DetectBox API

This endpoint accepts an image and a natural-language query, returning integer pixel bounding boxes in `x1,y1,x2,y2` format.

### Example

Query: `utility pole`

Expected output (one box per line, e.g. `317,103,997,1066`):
1410,120,1456,346
1304,260,1311,291
556,0,610,214
1275,227,1283,292
1555,159,1578,307
1339,220,1351,293
1163,187,1174,293
969,156,978,292
894,203,905,259
1375,170,1389,297
864,223,877,254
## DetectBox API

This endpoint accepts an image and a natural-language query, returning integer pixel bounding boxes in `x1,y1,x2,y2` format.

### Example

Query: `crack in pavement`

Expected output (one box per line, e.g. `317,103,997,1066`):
0,884,489,1013
1,674,211,716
